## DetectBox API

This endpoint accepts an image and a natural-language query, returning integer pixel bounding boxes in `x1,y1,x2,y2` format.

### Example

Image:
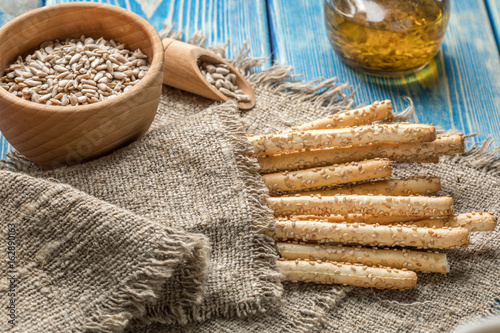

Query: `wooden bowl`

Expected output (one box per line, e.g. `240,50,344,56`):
0,3,164,169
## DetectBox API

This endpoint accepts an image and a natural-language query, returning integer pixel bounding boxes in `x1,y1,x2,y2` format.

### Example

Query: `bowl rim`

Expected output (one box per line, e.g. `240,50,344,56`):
0,2,164,114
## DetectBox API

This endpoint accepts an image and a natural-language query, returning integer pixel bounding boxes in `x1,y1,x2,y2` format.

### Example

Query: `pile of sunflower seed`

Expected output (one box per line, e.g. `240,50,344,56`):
0,35,149,106
199,62,251,102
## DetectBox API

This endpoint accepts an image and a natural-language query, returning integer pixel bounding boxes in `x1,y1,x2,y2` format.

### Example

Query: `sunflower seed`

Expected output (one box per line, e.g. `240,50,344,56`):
69,94,78,106
216,67,230,75
198,62,251,103
211,73,225,80
0,35,150,106
31,92,40,103
25,79,42,86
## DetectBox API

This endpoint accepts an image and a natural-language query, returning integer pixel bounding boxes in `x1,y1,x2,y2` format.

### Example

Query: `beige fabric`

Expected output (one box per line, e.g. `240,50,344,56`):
0,170,210,332
132,61,499,332
1,34,499,332
133,63,500,332
1,100,283,331
325,158,500,332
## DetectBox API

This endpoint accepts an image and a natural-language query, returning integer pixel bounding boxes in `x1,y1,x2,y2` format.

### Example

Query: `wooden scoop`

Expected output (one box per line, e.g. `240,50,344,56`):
162,38,256,110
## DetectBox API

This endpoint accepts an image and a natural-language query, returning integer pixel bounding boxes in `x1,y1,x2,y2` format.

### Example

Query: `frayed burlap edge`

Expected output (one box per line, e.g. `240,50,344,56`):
1,171,211,333
159,23,355,112
215,103,285,316
131,101,284,326
1,24,498,330
156,25,427,330
1,101,284,327
289,286,348,333
81,228,211,332
172,27,500,329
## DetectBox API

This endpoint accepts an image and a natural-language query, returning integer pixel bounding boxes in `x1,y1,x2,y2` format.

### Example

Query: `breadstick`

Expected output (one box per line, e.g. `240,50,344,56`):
263,159,391,193
285,214,428,225
278,260,417,289
285,177,441,196
268,195,454,217
258,134,464,173
249,123,436,155
448,212,497,231
278,243,449,273
272,220,469,249
405,212,497,232
281,100,393,133
403,218,447,228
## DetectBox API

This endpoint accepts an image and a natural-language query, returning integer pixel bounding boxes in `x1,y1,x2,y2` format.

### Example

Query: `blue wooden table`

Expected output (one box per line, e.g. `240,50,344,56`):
1,0,500,160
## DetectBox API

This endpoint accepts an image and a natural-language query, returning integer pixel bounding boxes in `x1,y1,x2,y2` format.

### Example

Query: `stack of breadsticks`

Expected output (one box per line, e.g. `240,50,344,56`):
248,100,497,290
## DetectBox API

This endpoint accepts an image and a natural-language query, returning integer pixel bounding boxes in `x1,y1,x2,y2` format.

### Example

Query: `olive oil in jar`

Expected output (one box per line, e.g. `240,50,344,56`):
324,0,450,74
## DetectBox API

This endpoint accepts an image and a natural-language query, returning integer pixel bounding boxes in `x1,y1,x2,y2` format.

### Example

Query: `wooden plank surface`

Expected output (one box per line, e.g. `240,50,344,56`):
46,0,272,66
2,0,500,160
0,1,42,26
268,0,500,149
486,0,500,50
0,0,43,159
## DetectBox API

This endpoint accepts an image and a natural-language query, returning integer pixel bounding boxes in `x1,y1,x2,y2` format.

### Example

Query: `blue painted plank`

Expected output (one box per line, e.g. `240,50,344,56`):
268,0,500,149
0,1,42,26
0,0,43,159
46,0,272,67
486,0,500,50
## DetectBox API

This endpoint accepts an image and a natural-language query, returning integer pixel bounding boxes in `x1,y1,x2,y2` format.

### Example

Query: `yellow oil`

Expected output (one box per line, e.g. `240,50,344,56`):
324,0,449,74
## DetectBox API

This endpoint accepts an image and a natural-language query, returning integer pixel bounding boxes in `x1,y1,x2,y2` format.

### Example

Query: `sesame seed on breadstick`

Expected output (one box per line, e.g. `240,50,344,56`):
271,220,469,249
284,177,441,196
263,158,391,193
278,243,449,273
268,195,454,217
284,214,428,225
405,212,497,232
258,134,464,173
278,260,417,289
249,123,436,155
281,100,393,133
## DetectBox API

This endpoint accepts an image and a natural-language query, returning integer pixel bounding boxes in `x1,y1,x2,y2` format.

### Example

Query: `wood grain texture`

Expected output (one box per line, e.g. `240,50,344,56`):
3,0,500,160
267,0,500,149
0,0,43,159
46,0,272,66
486,0,500,50
0,0,42,26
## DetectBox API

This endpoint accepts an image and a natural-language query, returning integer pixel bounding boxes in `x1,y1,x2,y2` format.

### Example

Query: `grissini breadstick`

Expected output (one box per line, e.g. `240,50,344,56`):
271,220,469,249
278,260,417,289
268,195,454,217
445,212,497,231
420,157,441,163
258,134,464,173
285,177,441,196
285,214,428,225
403,218,448,228
249,123,436,155
281,100,393,133
263,158,391,193
277,243,449,273
405,213,497,232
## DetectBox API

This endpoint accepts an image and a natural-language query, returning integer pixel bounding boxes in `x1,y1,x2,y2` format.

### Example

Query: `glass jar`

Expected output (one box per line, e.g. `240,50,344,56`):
324,0,450,75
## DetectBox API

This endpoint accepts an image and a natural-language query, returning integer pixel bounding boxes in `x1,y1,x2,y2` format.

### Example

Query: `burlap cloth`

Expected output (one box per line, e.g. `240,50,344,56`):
1,34,499,332
0,170,210,332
